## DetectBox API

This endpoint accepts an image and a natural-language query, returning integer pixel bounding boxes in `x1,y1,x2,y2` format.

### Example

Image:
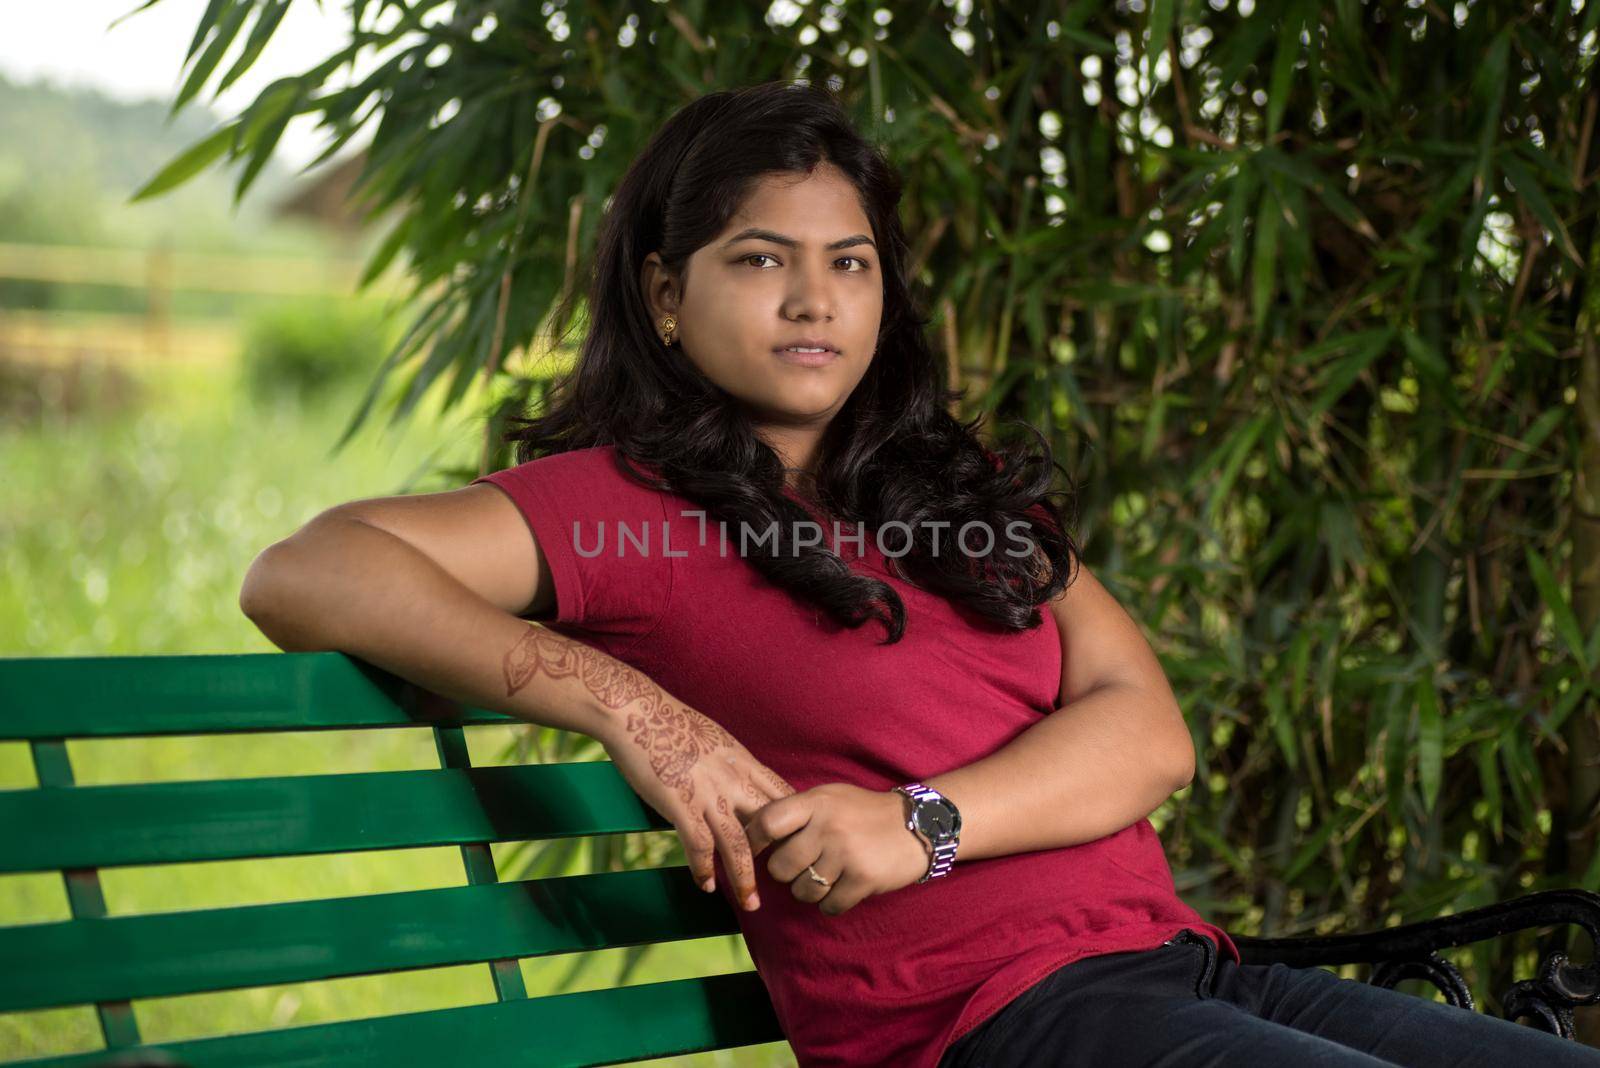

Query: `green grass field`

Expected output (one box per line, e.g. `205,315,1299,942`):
0,356,793,1066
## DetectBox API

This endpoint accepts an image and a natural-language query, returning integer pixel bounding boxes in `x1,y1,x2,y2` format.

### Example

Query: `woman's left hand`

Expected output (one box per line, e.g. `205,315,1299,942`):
743,783,933,915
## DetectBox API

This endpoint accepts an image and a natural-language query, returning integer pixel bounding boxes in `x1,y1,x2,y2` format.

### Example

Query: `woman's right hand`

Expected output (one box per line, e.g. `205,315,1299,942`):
598,694,796,911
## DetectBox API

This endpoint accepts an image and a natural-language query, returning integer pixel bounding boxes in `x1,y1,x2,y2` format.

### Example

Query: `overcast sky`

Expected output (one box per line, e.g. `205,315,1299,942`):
1,0,366,169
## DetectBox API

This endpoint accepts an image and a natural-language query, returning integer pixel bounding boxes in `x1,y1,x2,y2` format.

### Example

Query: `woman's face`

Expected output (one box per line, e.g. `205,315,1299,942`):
641,162,884,434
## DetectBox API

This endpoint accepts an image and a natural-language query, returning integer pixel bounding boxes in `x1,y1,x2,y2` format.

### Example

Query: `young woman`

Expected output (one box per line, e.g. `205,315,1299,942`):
241,81,1600,1068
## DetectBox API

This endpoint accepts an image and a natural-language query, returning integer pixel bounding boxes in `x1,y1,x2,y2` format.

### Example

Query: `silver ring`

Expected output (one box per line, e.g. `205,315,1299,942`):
805,864,832,887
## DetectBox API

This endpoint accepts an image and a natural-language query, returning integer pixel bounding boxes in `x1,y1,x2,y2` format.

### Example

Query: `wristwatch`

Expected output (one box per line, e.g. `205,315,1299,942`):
892,782,962,883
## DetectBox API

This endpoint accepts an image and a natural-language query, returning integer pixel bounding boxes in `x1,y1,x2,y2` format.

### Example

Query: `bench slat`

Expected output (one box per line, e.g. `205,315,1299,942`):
9,971,785,1067
0,868,742,1012
0,763,669,873
0,652,513,739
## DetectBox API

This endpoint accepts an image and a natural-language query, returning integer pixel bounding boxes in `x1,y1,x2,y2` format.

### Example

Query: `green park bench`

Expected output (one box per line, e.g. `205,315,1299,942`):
4,651,1600,1065
0,652,784,1067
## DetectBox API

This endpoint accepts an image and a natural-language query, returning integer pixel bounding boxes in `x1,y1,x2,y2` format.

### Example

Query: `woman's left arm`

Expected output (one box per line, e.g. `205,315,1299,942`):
921,557,1196,860
744,558,1197,914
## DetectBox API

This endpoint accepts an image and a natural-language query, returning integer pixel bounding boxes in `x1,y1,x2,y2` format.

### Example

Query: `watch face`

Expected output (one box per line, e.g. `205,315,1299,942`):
914,798,961,840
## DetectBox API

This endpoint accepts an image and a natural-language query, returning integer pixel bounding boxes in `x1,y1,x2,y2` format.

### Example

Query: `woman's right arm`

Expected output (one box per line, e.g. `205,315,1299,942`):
238,484,790,910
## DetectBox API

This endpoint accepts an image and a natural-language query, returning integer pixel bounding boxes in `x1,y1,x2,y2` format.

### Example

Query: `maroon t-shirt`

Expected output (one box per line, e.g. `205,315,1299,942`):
472,445,1239,1068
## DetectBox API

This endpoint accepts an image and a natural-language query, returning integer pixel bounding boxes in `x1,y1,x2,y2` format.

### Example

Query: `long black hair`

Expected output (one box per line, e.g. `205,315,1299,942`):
501,79,1079,643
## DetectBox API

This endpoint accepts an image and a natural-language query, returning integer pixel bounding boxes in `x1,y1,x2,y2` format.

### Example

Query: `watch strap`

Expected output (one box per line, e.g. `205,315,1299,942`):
895,782,960,883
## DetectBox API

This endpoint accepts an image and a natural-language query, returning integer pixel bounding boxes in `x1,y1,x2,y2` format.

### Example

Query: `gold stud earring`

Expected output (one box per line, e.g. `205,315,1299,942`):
659,315,678,346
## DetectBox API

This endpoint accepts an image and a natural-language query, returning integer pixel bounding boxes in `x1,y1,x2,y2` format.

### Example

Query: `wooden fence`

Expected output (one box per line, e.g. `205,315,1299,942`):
0,242,405,368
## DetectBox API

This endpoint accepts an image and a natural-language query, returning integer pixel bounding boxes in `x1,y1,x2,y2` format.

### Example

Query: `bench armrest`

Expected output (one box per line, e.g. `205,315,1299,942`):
1223,888,1600,1037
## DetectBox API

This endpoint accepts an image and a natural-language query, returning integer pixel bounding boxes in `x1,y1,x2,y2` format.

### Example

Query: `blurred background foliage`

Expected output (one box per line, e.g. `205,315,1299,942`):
239,296,401,399
6,0,1600,1061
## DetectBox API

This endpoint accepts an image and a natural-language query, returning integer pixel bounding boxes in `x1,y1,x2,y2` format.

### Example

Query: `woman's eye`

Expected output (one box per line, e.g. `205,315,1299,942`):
740,254,870,271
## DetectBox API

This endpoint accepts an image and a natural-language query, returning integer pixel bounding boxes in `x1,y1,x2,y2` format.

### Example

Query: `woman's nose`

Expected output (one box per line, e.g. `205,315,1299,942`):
782,261,837,321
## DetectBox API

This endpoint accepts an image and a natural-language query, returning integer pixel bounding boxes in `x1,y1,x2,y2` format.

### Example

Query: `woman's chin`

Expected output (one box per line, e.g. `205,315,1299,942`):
742,393,848,425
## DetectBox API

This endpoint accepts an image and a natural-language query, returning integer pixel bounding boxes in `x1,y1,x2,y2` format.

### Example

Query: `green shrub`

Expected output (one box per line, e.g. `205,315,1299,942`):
238,298,394,402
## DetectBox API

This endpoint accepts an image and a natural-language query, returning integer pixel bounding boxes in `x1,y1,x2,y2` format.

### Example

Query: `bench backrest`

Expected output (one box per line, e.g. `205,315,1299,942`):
0,652,784,1066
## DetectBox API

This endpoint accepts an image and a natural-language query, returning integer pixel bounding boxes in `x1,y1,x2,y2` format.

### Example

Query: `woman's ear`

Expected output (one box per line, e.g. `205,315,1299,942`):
639,251,681,321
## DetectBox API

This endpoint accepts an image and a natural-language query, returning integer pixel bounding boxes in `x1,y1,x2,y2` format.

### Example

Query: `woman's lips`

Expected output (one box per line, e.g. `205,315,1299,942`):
773,347,840,367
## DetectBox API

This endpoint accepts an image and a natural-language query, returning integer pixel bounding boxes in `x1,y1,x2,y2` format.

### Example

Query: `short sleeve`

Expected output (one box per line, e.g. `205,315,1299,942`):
471,446,673,650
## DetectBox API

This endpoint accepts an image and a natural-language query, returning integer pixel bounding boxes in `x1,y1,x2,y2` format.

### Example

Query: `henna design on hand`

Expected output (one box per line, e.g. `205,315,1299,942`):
756,765,797,798
502,625,784,817
624,699,733,805
502,625,652,707
710,798,754,889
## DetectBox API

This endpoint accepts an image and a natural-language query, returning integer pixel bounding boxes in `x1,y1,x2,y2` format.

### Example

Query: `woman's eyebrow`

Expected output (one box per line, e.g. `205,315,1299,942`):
720,227,877,251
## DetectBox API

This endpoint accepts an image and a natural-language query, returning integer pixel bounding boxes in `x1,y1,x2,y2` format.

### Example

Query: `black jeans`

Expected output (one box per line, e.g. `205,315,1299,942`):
939,928,1600,1067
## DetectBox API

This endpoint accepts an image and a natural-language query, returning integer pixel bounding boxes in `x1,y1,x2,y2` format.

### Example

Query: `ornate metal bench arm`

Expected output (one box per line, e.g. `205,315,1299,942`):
1224,888,1600,1039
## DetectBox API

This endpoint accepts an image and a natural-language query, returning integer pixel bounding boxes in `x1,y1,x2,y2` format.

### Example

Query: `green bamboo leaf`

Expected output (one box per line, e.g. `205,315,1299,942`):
1282,819,1338,882
1416,676,1443,814
1318,500,1364,581
1481,406,1567,509
1213,10,1277,92
332,289,456,454
1499,732,1539,827
127,121,240,202
1475,738,1503,843
393,327,468,430
1513,24,1567,86
1056,26,1117,52
1289,326,1393,368
1276,181,1311,309
1457,186,1494,284
1021,284,1048,351
1395,329,1447,379
1256,147,1379,242
1256,507,1310,573
180,0,229,66
978,361,1032,413
1146,0,1175,71
1300,0,1324,108
1545,676,1593,739
1052,363,1097,442
1383,683,1409,813
1265,1,1303,137
171,0,251,116
1187,820,1251,877
1224,163,1255,285
1287,624,1312,714
1181,409,1249,495
231,80,302,204
360,215,416,289
1250,182,1281,334
1138,391,1168,461
1526,547,1590,672
1508,133,1578,190
1498,150,1585,266
107,0,170,32
1397,329,1463,417
1470,29,1511,187
215,0,292,97
1265,685,1299,772
1204,410,1273,518
1175,196,1231,279
1402,161,1475,252
1305,328,1393,419
1058,279,1176,304
393,282,502,427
